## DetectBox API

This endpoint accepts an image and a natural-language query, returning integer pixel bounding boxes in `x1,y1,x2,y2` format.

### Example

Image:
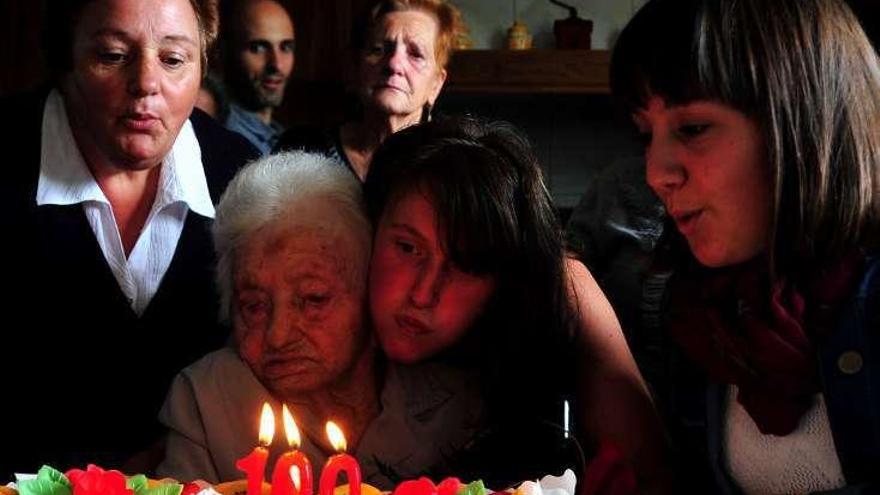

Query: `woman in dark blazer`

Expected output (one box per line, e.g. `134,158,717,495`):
0,0,257,478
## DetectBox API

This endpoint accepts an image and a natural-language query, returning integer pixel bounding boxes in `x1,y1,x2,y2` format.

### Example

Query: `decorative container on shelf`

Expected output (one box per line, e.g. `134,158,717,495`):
454,27,474,50
550,0,593,49
451,3,474,50
506,20,533,50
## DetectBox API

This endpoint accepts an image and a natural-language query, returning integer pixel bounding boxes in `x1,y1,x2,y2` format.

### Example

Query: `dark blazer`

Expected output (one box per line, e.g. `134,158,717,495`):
0,90,258,478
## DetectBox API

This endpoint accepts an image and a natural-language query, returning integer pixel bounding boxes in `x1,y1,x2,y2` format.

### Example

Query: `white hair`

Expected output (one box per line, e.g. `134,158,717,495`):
213,151,371,322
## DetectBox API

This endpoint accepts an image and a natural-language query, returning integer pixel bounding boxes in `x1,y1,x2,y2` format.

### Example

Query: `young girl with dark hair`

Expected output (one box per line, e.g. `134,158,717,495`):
364,116,668,494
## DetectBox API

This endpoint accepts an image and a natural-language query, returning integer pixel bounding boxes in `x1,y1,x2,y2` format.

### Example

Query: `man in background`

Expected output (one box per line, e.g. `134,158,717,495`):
219,0,295,154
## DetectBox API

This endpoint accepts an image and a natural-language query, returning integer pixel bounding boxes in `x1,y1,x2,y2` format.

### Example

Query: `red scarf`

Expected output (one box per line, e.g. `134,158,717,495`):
667,253,864,435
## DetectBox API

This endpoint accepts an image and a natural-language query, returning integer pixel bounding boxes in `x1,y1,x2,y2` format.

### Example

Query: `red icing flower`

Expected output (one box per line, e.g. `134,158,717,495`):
392,476,462,495
65,465,134,495
181,482,203,495
392,477,437,495
436,478,461,495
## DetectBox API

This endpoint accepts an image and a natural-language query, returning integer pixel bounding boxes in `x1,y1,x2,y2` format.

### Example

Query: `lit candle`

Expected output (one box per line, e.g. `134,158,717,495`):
271,405,314,495
237,402,275,495
318,421,361,495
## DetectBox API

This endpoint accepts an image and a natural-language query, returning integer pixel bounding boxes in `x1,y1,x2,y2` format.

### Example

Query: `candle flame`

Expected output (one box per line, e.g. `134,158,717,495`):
325,421,347,452
282,404,301,448
290,465,301,491
259,402,275,446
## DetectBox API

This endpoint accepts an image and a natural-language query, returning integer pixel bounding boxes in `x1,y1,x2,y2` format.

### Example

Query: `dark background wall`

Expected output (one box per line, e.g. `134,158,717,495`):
2,0,877,210
0,0,374,125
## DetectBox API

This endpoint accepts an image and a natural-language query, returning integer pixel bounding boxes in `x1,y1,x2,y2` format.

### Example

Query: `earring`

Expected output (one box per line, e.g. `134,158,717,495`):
420,102,433,123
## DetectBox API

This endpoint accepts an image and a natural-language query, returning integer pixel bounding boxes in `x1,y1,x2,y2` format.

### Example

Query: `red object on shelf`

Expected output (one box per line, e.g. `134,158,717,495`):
554,16,593,49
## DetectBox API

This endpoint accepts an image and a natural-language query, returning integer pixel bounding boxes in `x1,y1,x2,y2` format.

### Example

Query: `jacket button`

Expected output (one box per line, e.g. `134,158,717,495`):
838,351,864,375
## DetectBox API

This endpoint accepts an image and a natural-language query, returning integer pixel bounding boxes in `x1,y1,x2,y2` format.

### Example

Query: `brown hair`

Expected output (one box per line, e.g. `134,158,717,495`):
45,0,219,80
355,0,464,68
611,0,880,278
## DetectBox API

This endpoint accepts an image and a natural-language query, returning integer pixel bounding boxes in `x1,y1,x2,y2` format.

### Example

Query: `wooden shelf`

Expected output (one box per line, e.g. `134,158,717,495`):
445,49,611,94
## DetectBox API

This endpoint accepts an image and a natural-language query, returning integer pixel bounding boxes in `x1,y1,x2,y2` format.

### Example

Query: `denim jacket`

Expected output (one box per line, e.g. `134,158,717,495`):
647,257,880,494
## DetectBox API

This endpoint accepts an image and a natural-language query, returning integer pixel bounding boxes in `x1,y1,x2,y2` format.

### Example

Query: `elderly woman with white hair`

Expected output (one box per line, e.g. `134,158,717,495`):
156,151,484,488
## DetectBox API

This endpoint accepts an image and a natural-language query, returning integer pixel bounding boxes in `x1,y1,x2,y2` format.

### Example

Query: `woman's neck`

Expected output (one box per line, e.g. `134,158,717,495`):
340,109,422,180
68,110,163,256
88,160,162,256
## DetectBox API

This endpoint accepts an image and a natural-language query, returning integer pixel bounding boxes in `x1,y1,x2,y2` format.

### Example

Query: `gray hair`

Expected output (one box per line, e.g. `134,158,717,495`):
213,151,371,322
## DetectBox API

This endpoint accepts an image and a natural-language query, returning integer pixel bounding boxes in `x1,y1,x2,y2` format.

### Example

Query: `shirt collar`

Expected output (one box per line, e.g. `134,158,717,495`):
388,361,465,417
37,89,107,206
158,112,215,218
37,89,215,219
228,103,282,132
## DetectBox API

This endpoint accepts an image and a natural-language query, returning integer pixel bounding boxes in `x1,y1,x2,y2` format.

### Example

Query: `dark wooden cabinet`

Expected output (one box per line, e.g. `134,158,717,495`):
0,0,374,125
3,0,879,99
446,49,611,94
277,0,373,126
0,0,47,95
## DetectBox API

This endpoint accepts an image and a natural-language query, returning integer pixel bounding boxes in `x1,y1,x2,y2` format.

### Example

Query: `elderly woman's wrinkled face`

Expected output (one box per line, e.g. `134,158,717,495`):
63,0,202,171
234,226,367,397
359,10,447,121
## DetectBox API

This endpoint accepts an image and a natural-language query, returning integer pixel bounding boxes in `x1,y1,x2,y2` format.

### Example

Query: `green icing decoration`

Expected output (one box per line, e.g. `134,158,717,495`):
16,479,70,495
17,466,72,495
37,466,71,489
127,474,149,493
140,483,184,495
126,474,183,495
14,466,183,495
457,480,486,495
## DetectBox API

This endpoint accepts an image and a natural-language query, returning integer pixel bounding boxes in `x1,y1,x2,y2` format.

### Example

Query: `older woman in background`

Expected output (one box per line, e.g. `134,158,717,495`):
275,0,462,180
157,152,486,489
0,0,256,477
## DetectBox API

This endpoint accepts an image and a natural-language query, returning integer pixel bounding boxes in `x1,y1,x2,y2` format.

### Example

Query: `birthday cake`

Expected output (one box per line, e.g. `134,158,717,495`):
3,402,582,495
3,465,576,495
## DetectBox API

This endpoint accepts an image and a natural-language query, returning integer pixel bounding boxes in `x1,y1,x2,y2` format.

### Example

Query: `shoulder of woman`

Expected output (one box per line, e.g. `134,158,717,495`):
564,256,638,364
564,257,610,316
189,108,260,198
178,347,250,382
160,348,271,434
190,107,257,156
274,123,339,152
166,347,261,406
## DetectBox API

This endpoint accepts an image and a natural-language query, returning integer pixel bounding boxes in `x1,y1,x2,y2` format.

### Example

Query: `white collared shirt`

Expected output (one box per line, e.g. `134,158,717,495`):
37,89,215,316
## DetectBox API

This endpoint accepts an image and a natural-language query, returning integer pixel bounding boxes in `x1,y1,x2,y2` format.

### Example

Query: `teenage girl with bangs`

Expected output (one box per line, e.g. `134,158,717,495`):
363,116,670,494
